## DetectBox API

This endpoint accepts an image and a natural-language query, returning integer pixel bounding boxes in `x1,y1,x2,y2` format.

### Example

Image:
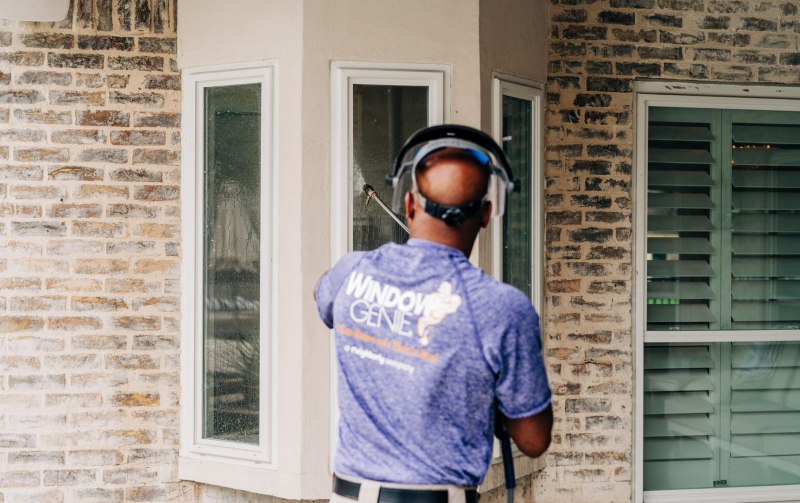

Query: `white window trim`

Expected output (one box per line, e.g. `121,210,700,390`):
490,75,546,315
634,82,800,503
180,61,279,476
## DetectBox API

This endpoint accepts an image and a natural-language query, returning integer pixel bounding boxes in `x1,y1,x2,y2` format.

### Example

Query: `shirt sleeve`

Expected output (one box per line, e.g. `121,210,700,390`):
315,252,365,329
494,294,552,419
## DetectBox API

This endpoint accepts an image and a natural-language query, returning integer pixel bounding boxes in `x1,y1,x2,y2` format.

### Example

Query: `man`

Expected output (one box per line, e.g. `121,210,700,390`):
316,125,552,502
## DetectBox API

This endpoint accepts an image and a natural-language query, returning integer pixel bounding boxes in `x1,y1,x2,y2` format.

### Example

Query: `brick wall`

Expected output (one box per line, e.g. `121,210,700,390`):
0,1,190,501
541,1,799,502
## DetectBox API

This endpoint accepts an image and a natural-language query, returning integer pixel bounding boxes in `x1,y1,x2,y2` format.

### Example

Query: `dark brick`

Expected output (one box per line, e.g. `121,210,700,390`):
638,46,682,60
585,61,612,74
135,0,152,31
108,56,164,71
133,112,180,128
0,51,45,66
548,246,582,260
587,212,628,223
644,14,682,27
20,33,74,49
76,110,130,127
711,67,753,81
0,90,44,104
110,131,166,146
118,0,132,30
132,149,179,165
77,0,93,28
610,0,653,6
662,63,708,79
598,11,635,25
548,211,582,225
552,42,587,56
144,75,180,90
154,0,170,33
615,62,660,76
571,195,612,209
563,25,607,40
554,9,588,22
585,110,629,125
708,0,748,13
735,51,777,64
566,399,612,413
110,92,164,108
616,228,632,241
588,145,628,158
587,77,631,93
48,53,103,69
612,29,657,42
783,2,799,15
16,71,72,86
660,31,705,44
588,246,628,259
708,32,750,47
694,48,730,62
574,94,612,107
569,228,612,243
742,17,777,31
139,37,177,54
570,160,610,174
657,0,703,10
560,0,599,4
49,91,105,106
585,178,602,191
546,92,560,105
780,53,800,65
97,0,113,31
590,44,634,58
560,110,580,123
0,71,9,86
546,144,583,156
0,31,10,46
700,16,730,30
77,35,134,51
110,168,163,182
568,128,613,140
756,34,792,48
781,20,800,32
76,149,128,164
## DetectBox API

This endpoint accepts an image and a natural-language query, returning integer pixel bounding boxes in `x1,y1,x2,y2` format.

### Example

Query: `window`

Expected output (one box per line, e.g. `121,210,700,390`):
492,78,544,310
636,86,800,503
331,63,448,256
181,63,275,465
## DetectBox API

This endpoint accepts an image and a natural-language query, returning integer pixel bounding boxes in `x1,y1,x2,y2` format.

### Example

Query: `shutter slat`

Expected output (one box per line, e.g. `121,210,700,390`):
732,258,800,278
732,280,800,300
733,192,800,210
650,148,714,164
649,237,714,254
645,369,713,392
732,236,800,256
644,437,714,460
648,260,714,278
645,415,715,437
731,433,800,457
732,368,800,390
733,214,800,233
649,171,714,187
649,193,714,209
648,304,716,323
648,281,715,300
730,456,800,487
733,169,800,189
645,391,714,415
732,125,800,145
649,215,714,232
731,301,800,322
733,148,800,167
731,390,800,412
650,125,714,142
644,346,715,370
732,342,800,368
731,412,800,434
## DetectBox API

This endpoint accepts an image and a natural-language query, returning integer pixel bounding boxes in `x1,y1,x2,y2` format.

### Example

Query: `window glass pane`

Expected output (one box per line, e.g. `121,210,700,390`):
502,95,533,297
352,85,427,251
644,341,800,490
203,83,261,445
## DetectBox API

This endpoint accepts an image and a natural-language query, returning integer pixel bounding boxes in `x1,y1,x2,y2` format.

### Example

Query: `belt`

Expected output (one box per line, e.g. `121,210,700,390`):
333,475,480,503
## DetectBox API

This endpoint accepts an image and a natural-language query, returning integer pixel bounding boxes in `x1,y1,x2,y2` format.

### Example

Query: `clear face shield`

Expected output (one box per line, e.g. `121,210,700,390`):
387,136,516,223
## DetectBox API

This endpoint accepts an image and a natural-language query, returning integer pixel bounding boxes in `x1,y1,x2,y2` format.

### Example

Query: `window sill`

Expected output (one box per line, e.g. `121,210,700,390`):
179,455,331,500
644,485,800,503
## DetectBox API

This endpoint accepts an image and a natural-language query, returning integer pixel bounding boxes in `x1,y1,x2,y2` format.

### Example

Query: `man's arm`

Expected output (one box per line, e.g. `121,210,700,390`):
503,404,553,458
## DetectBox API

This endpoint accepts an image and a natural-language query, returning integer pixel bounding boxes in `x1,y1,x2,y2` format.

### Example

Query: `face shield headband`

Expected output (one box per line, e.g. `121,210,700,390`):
386,125,518,226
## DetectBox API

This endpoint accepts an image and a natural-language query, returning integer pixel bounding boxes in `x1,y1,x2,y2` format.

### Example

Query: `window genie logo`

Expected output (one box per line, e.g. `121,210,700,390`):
345,272,462,346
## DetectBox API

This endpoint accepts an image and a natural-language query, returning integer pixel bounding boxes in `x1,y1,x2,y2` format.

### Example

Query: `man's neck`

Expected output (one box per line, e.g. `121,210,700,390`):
409,229,474,257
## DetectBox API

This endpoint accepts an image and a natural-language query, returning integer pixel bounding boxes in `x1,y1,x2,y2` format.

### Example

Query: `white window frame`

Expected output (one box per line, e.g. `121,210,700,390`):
490,75,546,315
180,62,278,468
329,61,450,465
634,81,800,503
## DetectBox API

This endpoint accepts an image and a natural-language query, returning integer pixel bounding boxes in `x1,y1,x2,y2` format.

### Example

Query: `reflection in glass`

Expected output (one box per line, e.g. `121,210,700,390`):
644,341,800,491
352,84,428,251
502,95,533,298
203,83,261,445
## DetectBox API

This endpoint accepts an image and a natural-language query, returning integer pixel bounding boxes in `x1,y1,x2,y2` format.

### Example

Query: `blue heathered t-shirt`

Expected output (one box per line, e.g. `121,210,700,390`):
316,238,551,487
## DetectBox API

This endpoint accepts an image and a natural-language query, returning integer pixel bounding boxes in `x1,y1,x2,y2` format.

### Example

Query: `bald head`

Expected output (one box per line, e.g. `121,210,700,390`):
415,148,490,207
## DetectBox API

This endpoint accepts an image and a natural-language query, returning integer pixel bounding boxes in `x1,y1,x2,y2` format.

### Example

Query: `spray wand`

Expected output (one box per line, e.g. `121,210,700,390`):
362,183,516,503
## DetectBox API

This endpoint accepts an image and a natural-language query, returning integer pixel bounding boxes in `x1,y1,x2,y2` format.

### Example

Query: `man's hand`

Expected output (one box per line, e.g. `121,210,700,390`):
503,405,553,458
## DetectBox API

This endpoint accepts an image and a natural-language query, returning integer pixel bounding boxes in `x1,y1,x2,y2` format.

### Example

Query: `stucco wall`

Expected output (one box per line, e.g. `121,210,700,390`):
540,1,800,502
0,1,188,501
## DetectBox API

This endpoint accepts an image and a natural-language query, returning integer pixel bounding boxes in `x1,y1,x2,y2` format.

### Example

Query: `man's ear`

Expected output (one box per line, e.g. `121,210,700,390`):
480,200,492,228
405,192,415,222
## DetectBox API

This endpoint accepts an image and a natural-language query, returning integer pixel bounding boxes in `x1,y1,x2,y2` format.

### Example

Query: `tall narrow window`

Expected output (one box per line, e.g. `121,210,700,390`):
638,97,800,500
182,63,274,463
332,64,447,256
492,79,544,308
